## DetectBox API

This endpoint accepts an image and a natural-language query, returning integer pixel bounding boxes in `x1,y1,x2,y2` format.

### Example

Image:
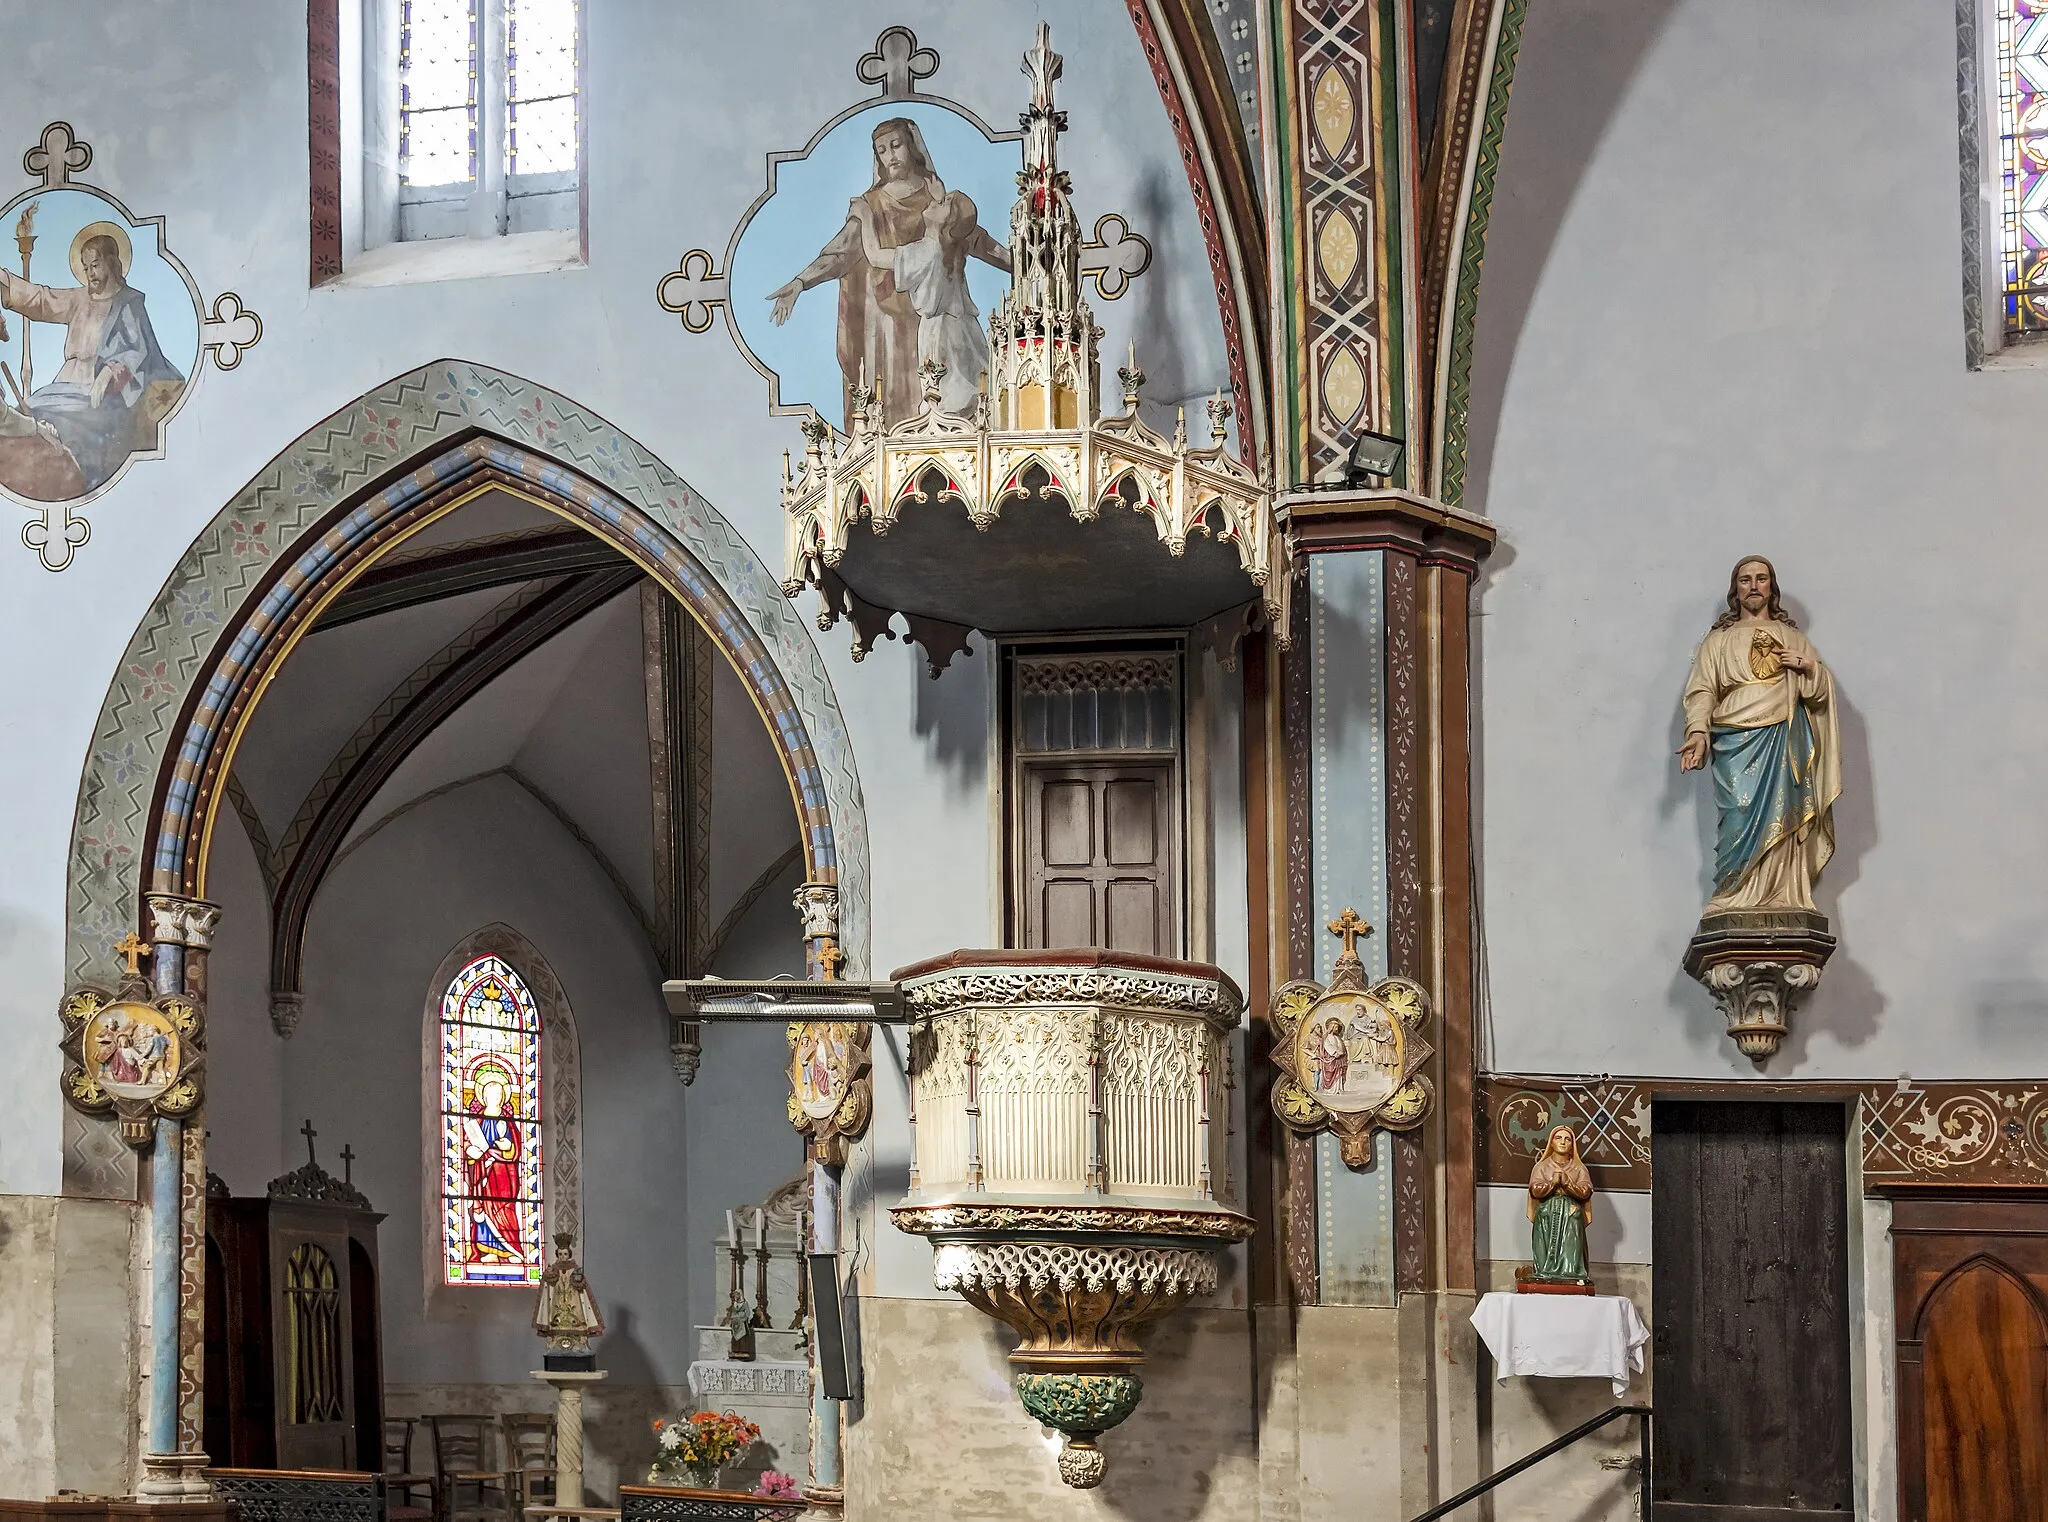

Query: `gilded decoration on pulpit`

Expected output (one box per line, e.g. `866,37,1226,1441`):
59,931,204,1146
1270,909,1433,1166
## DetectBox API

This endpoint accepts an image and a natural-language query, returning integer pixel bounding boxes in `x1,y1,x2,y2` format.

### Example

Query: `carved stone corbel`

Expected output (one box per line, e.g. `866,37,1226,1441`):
269,990,306,1040
1684,910,1836,1062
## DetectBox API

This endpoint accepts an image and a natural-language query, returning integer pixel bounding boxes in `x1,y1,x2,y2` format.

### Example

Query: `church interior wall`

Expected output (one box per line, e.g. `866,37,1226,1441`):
0,0,1234,1194
1470,0,2048,1079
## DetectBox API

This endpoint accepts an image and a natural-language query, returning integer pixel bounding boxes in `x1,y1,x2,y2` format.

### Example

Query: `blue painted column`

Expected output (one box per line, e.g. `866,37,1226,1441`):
145,935,188,1480
1305,551,1398,1305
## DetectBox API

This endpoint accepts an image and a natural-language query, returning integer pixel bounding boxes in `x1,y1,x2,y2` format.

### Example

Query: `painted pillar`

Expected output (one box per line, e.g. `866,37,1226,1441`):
1257,0,1517,1511
138,895,220,1497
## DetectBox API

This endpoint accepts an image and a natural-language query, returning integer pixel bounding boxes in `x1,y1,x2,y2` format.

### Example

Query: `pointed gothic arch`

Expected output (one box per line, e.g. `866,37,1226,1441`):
65,360,870,1003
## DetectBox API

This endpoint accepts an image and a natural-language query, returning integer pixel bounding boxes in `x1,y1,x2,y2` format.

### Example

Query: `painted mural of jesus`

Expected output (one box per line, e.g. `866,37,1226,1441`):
767,117,1011,426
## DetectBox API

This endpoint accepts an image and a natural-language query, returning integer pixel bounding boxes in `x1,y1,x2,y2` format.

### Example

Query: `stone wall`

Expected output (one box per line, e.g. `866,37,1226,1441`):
845,1296,1257,1521
0,1195,138,1498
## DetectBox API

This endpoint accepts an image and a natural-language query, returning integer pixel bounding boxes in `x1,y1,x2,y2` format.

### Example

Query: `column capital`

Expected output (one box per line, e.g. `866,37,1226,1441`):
144,894,223,951
1277,489,1497,573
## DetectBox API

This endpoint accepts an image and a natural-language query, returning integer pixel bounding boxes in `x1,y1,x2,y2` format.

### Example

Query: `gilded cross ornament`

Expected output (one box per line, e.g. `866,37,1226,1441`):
114,931,150,978
816,938,846,982
1326,908,1372,965
1270,908,1434,1167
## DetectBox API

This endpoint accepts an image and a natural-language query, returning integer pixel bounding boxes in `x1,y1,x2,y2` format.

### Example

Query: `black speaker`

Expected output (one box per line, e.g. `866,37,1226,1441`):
806,1252,858,1400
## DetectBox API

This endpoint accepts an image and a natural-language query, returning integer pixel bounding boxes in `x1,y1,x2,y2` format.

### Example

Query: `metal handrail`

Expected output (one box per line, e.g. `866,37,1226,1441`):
1407,1404,1651,1522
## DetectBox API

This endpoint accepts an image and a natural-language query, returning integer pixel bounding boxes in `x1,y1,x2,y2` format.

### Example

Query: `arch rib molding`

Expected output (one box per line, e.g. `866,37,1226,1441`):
69,361,869,987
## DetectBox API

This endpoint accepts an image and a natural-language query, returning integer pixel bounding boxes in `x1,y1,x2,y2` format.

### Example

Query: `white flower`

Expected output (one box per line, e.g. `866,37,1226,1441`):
660,1425,684,1450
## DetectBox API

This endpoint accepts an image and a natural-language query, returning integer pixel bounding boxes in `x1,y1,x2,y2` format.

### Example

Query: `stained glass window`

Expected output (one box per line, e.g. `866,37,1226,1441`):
400,0,479,189
1997,0,2048,335
507,0,579,180
439,954,545,1286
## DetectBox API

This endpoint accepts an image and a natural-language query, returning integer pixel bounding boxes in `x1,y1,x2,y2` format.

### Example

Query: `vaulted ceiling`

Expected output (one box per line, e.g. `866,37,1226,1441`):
221,487,804,998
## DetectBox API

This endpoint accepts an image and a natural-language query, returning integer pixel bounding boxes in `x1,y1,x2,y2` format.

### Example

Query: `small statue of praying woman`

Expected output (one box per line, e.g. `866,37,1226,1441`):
1523,1126,1595,1290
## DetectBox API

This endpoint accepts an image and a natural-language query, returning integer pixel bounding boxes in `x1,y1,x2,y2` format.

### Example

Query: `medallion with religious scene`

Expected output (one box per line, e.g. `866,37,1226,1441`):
1290,987,1405,1114
81,998,183,1101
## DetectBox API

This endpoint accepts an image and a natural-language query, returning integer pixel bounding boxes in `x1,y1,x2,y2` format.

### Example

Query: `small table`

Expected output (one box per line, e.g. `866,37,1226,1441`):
1470,1290,1650,1397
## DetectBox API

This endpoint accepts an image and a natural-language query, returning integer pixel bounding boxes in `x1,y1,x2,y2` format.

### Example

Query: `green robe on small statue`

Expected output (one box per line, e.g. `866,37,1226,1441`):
1522,1125,1594,1290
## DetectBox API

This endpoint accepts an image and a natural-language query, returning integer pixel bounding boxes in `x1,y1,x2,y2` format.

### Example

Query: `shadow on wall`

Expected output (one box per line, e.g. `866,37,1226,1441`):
910,631,992,786
1461,0,1681,518
596,1303,660,1388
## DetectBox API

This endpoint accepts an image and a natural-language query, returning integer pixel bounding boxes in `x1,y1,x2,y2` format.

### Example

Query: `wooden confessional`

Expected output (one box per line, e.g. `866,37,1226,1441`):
203,1156,385,1469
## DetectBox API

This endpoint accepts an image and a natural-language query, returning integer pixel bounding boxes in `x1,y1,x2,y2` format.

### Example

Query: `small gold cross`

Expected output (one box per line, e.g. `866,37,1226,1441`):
114,932,150,978
816,938,846,982
1326,908,1373,961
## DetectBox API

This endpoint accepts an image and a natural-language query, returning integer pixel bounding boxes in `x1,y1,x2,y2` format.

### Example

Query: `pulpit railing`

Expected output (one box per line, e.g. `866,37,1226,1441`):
1405,1405,1652,1522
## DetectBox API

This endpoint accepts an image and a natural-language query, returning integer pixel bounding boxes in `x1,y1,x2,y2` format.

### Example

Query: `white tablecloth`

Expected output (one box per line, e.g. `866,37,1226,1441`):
1469,1291,1649,1397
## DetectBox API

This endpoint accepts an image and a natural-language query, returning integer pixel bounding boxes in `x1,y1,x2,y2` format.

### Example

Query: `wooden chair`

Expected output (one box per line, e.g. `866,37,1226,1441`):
500,1411,557,1509
427,1413,520,1522
381,1416,439,1522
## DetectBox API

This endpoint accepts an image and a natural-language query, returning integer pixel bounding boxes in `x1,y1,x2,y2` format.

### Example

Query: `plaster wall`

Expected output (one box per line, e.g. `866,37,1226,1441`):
1470,0,2048,1078
845,1295,1258,1521
0,0,1230,1195
0,1194,137,1499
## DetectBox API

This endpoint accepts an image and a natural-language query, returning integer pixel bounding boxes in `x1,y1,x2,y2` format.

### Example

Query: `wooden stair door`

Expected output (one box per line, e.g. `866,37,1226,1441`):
270,1222,358,1468
1894,1193,2048,1522
1023,759,1175,953
1651,1100,1854,1520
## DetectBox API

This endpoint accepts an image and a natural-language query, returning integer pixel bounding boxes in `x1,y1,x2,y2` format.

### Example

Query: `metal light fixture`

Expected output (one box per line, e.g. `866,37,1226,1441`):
1313,427,1406,487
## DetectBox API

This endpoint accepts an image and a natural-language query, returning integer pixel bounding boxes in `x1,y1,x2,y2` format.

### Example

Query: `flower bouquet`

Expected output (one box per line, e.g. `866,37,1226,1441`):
648,1409,762,1490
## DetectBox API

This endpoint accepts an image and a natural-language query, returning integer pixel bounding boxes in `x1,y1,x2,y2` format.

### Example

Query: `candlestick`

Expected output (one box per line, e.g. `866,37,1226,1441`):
751,1238,773,1331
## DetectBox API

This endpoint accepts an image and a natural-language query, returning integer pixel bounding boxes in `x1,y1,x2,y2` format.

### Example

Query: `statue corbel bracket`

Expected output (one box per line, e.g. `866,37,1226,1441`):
1268,910,1434,1168
1684,910,1836,1063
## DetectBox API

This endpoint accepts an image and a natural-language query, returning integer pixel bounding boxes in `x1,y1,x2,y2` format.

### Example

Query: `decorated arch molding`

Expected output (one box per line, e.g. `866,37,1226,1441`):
1122,0,1271,463
66,361,871,997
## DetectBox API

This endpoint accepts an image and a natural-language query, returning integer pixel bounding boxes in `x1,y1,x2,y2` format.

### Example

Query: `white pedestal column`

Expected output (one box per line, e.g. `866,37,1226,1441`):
531,1369,609,1509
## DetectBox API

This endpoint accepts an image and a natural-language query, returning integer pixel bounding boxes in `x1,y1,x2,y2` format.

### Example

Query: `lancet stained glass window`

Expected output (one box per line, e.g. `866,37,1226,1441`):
440,954,545,1285
1997,0,2048,334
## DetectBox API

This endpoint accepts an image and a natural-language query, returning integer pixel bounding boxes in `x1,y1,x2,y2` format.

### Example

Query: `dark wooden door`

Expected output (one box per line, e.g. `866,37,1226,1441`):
1022,759,1175,953
1651,1100,1854,1519
1894,1193,2048,1522
270,1220,357,1468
